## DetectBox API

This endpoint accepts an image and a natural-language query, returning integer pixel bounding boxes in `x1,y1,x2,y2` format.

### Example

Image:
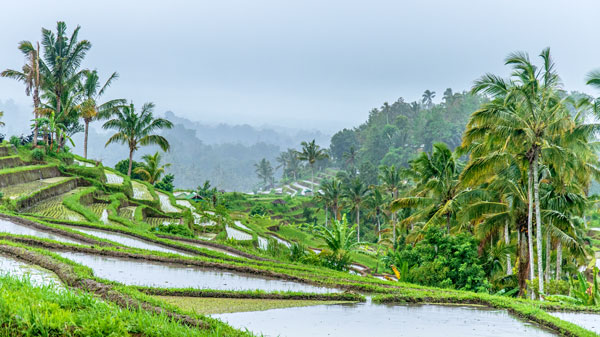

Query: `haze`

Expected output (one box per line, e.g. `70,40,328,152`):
0,0,599,133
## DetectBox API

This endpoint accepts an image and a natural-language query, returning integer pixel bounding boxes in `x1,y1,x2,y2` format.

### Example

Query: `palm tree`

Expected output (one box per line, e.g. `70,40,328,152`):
79,70,125,158
391,143,466,235
1,41,42,145
297,140,328,193
422,90,436,109
254,158,274,190
103,102,173,176
134,152,171,184
317,179,343,224
466,48,573,298
365,186,386,241
316,215,358,270
40,22,91,125
344,178,369,242
379,165,403,241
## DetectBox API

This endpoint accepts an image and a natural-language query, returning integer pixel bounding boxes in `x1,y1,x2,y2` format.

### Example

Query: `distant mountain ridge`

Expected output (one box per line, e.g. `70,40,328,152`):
163,111,330,148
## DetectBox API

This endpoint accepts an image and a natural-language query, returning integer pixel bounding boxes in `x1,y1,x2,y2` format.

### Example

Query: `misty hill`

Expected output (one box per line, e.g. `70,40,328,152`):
164,111,330,148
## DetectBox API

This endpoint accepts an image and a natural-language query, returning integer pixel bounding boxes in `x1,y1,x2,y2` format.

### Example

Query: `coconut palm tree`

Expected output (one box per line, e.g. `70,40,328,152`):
297,139,328,193
466,48,573,298
134,152,171,184
421,90,436,108
317,179,343,223
39,22,91,124
365,186,386,241
79,70,125,158
391,143,466,235
103,102,173,176
379,165,403,240
254,158,274,190
344,178,369,242
1,41,42,145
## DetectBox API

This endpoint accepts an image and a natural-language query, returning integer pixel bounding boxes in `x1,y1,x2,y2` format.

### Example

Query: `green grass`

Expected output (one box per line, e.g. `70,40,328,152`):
156,296,352,314
0,275,249,337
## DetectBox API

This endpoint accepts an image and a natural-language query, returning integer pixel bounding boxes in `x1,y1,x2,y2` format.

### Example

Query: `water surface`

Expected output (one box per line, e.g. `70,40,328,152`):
213,302,556,337
549,311,600,334
0,254,61,287
58,251,336,293
0,219,82,244
63,226,193,256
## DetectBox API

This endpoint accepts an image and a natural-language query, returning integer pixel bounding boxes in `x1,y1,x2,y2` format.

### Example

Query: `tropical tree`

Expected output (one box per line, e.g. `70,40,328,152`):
379,165,403,241
365,186,386,241
317,215,358,270
344,178,369,242
254,158,274,190
391,143,466,235
78,70,125,158
316,179,343,225
297,139,328,193
40,22,91,128
103,102,173,176
422,90,436,108
134,151,171,184
1,41,42,145
466,48,577,298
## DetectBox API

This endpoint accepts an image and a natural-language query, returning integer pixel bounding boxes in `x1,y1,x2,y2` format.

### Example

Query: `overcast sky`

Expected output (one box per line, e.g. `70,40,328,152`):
0,0,599,133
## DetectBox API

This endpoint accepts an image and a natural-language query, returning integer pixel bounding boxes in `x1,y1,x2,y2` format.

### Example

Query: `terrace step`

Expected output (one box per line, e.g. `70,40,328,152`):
0,156,24,169
22,187,87,221
0,165,61,188
11,177,79,210
0,145,16,157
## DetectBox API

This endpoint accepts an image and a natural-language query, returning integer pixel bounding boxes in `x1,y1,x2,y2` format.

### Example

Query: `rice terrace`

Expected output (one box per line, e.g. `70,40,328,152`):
2,1,600,336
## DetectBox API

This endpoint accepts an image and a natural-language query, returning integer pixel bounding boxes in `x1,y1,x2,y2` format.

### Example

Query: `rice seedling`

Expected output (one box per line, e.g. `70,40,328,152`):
104,169,124,185
25,188,86,221
132,181,153,200
0,177,69,199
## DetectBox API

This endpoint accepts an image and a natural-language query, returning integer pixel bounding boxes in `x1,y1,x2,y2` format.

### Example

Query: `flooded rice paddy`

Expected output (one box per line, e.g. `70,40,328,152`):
104,170,124,185
131,181,153,200
57,251,337,293
0,254,61,287
62,226,193,256
0,219,83,244
549,312,600,334
213,302,556,337
158,192,181,213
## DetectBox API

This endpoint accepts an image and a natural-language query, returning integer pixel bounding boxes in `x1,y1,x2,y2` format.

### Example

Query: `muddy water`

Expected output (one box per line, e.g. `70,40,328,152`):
0,219,83,244
63,226,194,256
57,251,338,293
0,254,61,287
549,312,600,334
213,302,556,337
173,239,243,258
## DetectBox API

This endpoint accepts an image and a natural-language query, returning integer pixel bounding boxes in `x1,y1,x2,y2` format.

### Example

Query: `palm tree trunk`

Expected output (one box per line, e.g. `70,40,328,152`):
446,213,451,234
325,206,328,227
311,165,315,195
32,112,38,147
356,206,360,243
392,190,397,242
527,167,535,299
533,154,544,299
518,226,530,297
505,221,512,275
545,230,551,281
377,215,381,241
556,240,562,279
84,119,90,159
127,148,134,177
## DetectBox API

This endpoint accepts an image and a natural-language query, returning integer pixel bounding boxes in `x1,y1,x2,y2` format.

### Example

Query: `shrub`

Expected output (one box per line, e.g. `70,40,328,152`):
31,148,45,161
9,136,19,147
250,204,267,216
153,223,194,238
155,174,174,192
115,159,144,180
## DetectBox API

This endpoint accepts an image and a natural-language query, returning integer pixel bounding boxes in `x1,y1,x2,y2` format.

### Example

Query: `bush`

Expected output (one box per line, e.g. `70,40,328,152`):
250,204,267,216
9,136,19,147
155,174,174,192
31,148,44,161
153,223,194,238
386,227,490,292
115,159,144,180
